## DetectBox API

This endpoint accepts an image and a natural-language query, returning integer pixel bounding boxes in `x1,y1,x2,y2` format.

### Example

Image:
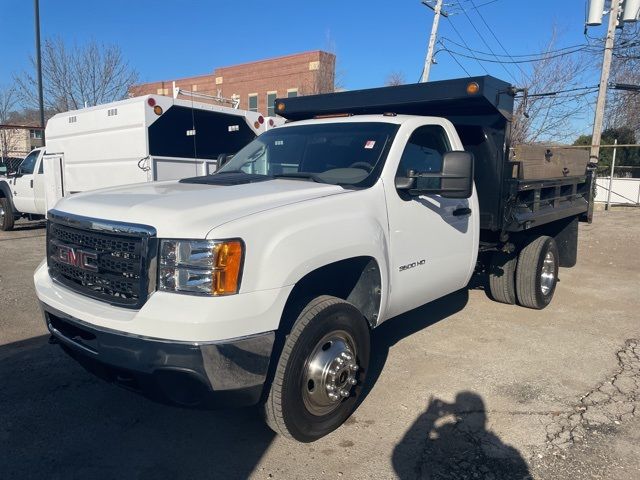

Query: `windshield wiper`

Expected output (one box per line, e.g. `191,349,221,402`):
272,172,323,183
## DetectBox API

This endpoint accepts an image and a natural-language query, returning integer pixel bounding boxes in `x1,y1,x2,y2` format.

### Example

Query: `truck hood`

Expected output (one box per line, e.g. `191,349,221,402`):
54,179,348,238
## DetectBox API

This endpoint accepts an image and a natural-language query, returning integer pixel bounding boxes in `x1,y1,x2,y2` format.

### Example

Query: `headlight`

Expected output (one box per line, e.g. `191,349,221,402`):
158,239,244,296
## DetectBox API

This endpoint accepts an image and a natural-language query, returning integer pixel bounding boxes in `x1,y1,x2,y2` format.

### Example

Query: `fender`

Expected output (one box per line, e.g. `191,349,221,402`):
209,183,393,322
0,180,17,214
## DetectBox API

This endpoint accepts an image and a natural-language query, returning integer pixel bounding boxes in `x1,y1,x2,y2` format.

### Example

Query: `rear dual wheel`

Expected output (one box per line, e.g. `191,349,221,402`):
488,235,559,310
515,236,559,310
263,296,370,442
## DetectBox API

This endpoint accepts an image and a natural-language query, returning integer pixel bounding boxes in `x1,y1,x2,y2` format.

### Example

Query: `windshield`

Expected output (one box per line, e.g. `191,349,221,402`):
217,122,399,186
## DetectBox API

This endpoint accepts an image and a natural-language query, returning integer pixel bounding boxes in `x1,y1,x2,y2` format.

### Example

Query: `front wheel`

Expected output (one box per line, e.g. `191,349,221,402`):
0,197,15,231
263,295,370,442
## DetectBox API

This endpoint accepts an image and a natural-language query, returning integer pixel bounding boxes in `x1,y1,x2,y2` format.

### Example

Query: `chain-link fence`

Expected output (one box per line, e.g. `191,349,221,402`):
0,155,29,175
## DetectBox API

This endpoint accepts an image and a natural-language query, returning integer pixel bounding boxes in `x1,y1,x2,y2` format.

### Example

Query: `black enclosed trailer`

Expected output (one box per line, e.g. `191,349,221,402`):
275,75,593,241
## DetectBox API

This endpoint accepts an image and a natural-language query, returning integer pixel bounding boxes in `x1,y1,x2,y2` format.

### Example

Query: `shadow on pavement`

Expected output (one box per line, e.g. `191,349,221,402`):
392,392,531,480
0,335,275,480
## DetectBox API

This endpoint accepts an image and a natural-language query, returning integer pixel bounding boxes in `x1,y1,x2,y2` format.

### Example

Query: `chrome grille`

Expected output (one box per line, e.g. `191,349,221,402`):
47,212,157,309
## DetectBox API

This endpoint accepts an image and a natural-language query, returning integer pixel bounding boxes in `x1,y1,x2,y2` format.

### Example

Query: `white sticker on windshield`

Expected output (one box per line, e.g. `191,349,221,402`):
228,125,239,132
275,140,284,145
364,140,376,149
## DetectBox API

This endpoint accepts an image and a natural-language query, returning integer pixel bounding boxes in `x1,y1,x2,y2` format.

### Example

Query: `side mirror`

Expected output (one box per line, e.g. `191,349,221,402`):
396,151,474,199
217,153,229,168
437,151,474,199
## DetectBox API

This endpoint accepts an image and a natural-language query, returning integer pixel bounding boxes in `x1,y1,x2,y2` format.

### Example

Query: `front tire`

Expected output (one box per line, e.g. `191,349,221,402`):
263,295,370,442
0,197,15,231
515,236,559,309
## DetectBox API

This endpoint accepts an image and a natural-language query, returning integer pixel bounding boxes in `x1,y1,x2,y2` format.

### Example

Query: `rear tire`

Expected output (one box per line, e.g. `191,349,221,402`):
487,250,517,304
0,197,14,231
263,295,370,442
515,236,559,309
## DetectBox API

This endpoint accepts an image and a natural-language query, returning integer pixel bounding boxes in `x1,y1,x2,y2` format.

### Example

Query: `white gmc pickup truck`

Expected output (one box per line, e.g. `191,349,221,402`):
34,77,592,442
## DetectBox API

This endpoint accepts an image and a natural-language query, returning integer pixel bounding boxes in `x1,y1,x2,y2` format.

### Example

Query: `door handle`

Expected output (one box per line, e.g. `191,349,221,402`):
453,207,472,217
30,180,34,188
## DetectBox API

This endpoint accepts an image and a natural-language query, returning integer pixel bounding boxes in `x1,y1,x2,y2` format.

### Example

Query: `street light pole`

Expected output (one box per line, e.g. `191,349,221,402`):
590,0,622,163
420,0,444,83
34,0,45,142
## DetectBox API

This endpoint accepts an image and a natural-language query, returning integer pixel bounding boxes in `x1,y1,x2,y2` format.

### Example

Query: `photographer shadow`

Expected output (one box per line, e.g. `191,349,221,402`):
392,392,531,480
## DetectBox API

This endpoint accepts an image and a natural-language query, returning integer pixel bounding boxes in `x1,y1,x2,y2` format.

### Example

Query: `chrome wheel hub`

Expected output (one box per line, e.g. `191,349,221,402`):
540,250,556,295
0,204,4,223
302,331,359,416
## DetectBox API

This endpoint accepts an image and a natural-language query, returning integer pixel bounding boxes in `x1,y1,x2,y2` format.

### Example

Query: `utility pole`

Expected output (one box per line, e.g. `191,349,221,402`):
420,0,445,83
34,0,45,142
605,138,618,210
590,0,622,163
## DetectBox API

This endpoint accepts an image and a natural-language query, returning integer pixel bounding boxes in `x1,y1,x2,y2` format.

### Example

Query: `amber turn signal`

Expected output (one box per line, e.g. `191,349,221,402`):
212,240,244,295
466,82,480,95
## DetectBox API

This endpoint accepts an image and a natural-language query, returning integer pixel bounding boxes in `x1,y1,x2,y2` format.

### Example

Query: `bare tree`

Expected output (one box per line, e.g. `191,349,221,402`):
16,37,138,113
605,24,640,137
0,86,21,162
298,51,337,96
385,71,406,87
511,30,595,145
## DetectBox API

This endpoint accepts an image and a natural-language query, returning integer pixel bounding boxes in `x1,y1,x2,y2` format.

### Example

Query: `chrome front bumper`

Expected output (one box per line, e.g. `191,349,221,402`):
42,302,275,407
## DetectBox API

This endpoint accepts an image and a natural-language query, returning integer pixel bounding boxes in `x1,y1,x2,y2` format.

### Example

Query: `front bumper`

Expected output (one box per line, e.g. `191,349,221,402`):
42,302,275,407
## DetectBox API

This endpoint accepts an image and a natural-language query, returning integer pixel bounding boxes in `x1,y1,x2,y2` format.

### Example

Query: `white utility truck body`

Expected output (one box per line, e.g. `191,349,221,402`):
34,77,592,442
0,94,272,230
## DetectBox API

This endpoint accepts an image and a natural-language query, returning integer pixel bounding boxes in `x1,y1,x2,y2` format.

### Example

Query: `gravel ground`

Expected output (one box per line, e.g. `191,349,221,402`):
0,211,639,479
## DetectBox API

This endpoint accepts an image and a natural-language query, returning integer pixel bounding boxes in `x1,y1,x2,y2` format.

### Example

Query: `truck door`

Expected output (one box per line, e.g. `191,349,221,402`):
33,151,47,213
385,124,477,318
11,149,41,214
42,153,64,213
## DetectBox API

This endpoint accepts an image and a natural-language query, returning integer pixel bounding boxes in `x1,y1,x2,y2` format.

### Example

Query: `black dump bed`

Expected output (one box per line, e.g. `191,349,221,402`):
275,76,591,234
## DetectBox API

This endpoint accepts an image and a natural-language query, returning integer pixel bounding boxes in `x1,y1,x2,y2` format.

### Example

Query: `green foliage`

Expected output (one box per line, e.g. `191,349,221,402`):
573,127,640,168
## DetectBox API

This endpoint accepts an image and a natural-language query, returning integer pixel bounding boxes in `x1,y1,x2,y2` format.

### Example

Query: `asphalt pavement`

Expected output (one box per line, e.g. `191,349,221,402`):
0,211,638,479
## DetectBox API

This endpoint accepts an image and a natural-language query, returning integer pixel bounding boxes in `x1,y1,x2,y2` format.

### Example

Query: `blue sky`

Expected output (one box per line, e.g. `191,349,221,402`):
0,0,613,138
0,0,607,88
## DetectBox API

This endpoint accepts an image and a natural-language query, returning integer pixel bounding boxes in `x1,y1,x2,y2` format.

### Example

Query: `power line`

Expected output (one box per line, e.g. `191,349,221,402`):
460,2,518,83
444,16,489,74
469,0,530,81
469,0,500,7
515,85,600,98
446,0,500,15
439,45,591,64
438,40,471,76
440,37,594,59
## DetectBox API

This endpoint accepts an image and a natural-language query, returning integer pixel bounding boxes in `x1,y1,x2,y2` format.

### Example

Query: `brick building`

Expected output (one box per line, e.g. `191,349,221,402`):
131,51,336,116
0,124,44,161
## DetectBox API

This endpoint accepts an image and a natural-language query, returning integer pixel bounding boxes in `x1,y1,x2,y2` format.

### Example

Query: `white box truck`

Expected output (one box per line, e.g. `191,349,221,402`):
0,92,276,230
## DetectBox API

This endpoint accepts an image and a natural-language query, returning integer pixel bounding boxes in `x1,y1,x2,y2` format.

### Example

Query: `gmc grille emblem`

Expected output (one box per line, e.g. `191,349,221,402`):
56,245,99,272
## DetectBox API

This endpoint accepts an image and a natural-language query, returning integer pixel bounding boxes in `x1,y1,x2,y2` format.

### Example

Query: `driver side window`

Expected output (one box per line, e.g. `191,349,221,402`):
18,150,40,175
396,125,450,178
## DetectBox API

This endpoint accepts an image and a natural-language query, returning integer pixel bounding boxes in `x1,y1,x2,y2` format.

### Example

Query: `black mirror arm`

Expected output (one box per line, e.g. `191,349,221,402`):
394,176,415,190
